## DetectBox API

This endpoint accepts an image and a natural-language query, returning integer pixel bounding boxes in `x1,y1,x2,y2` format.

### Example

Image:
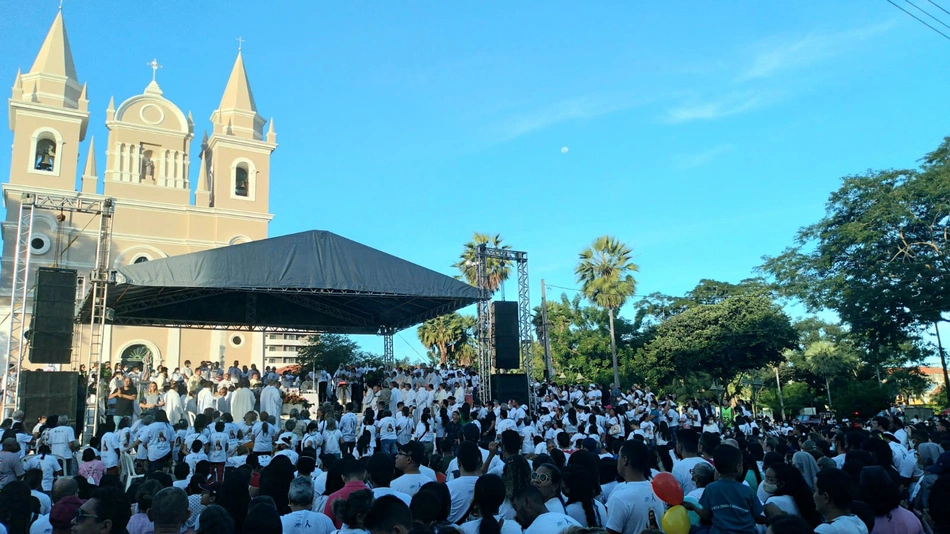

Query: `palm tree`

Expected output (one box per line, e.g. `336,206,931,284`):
576,235,638,387
417,313,476,365
453,233,512,294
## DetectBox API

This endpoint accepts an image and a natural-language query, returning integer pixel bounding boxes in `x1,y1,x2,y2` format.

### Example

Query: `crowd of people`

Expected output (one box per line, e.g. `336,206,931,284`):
0,360,948,534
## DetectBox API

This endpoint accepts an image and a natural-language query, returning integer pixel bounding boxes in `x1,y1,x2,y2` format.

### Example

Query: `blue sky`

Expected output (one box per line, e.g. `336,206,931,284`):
1,1,948,362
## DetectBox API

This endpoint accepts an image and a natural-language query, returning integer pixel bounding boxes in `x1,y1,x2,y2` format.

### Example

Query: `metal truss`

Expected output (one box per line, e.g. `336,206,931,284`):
271,293,374,327
474,244,532,408
383,331,394,370
0,193,115,426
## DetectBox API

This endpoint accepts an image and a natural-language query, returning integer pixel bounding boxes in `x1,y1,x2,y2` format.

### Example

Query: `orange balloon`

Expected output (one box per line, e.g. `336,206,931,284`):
651,472,684,505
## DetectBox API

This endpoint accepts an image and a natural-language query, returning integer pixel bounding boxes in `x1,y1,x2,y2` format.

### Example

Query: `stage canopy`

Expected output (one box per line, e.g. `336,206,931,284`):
78,230,483,334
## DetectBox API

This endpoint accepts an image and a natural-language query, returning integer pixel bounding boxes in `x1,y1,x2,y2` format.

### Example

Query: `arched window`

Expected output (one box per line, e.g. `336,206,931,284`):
120,344,153,368
235,164,249,197
132,256,149,264
34,137,56,172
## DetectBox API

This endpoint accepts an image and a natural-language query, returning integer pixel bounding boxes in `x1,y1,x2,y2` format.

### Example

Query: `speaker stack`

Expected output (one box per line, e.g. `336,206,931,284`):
29,268,78,364
489,373,529,407
18,371,80,425
491,301,520,369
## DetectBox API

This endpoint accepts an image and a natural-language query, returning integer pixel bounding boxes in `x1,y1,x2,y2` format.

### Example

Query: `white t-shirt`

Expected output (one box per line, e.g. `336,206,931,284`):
252,421,278,453
672,457,711,495
208,431,230,463
445,475,478,523
524,512,581,534
29,514,50,534
390,472,431,496
459,515,522,534
99,432,119,469
25,455,61,491
322,430,342,455
378,417,398,441
566,499,607,527
47,426,76,459
814,515,869,534
372,487,412,506
604,481,665,534
280,510,335,534
766,495,800,517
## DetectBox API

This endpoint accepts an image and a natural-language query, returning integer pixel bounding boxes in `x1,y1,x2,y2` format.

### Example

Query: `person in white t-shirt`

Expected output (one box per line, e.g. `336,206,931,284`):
391,442,431,497
282,476,336,534
605,440,665,534
207,421,230,482
672,429,712,494
459,474,522,534
46,416,78,475
813,468,868,534
445,441,482,523
513,485,581,534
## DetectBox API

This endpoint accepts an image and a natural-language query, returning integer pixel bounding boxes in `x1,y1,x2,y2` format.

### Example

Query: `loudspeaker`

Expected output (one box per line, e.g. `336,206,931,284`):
490,373,529,407
492,301,520,369
18,371,80,427
29,268,77,364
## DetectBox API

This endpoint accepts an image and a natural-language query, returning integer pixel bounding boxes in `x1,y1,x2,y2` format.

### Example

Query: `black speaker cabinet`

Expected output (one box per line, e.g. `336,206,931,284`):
491,301,519,369
18,371,80,426
490,373,529,407
29,268,77,364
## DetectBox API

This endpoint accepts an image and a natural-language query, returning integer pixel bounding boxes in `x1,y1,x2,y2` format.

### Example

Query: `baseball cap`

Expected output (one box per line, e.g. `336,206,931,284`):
928,451,950,475
199,481,222,496
397,441,426,465
50,495,85,529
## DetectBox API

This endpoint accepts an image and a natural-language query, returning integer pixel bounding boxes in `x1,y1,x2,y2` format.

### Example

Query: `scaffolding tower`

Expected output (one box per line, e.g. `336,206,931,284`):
0,192,115,425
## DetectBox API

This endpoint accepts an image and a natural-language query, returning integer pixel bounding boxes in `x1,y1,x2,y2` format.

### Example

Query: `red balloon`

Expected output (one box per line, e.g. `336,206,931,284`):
652,472,684,505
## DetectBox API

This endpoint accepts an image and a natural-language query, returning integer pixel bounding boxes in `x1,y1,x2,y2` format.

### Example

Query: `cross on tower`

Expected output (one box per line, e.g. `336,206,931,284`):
147,58,162,83
236,36,245,52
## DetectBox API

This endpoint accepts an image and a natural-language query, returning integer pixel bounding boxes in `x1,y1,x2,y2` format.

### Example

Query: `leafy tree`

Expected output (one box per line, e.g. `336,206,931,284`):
804,340,859,409
636,294,798,389
576,235,639,386
760,139,950,404
297,334,378,375
759,382,814,420
635,278,771,327
835,379,897,419
417,313,476,365
453,233,512,293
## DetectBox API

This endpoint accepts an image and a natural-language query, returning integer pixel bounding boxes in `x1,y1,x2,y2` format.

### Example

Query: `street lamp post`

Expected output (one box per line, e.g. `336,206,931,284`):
709,383,725,423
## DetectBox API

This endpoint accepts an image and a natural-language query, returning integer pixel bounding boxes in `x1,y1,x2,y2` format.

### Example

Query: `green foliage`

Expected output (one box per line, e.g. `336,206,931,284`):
636,293,798,388
759,381,814,419
297,334,380,374
835,379,896,419
635,278,771,326
453,233,511,293
933,385,949,411
417,313,476,365
576,235,640,386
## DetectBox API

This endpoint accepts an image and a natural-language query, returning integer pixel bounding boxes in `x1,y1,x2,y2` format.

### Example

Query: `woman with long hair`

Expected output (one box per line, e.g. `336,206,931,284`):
23,444,61,493
762,463,822,528
0,481,32,534
458,474,521,534
416,410,435,457
499,455,532,520
217,468,252,534
562,464,606,527
857,465,923,534
332,489,374,534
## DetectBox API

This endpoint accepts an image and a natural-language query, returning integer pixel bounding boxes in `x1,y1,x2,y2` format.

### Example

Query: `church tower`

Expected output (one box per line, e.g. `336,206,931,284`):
7,10,89,191
205,50,276,212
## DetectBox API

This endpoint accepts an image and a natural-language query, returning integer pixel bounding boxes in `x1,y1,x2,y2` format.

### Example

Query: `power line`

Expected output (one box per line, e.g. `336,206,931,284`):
927,0,950,16
905,0,950,29
397,333,425,359
886,0,950,41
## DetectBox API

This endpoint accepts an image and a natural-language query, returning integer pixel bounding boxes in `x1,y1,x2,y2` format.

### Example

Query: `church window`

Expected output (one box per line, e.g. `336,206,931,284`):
120,344,153,368
235,164,249,197
132,256,149,264
30,234,51,255
34,137,57,172
229,334,245,348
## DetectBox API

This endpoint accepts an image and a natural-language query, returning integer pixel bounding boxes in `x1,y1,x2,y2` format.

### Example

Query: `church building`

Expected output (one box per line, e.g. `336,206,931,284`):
1,10,279,373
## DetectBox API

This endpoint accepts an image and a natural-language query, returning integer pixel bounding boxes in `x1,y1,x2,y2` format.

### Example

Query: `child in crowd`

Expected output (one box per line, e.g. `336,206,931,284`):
78,447,106,486
684,444,764,534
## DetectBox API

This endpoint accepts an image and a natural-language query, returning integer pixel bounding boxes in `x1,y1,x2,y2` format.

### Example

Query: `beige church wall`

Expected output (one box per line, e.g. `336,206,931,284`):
209,144,270,214
7,112,84,191
115,101,187,135
103,181,189,205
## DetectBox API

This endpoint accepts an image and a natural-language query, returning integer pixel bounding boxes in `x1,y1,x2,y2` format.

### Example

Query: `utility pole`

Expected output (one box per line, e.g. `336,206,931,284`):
540,280,553,380
935,322,950,406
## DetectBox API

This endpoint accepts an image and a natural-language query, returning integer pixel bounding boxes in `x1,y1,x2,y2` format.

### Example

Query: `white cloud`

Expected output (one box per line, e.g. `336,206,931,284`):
737,23,893,81
675,144,733,169
561,146,569,154
666,92,767,124
495,92,647,142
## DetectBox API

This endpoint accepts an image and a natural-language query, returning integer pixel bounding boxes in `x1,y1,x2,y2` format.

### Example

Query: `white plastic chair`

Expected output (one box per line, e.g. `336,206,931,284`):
121,452,143,491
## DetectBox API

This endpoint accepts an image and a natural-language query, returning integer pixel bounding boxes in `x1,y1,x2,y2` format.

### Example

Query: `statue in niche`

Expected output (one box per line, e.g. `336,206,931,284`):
34,139,56,171
142,151,155,182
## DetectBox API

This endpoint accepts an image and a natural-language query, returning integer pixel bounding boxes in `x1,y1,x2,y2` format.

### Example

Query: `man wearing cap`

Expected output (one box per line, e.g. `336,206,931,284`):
44,494,84,534
390,442,431,497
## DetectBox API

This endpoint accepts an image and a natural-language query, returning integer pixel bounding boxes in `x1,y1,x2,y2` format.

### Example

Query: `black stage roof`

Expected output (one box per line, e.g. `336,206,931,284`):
78,230,482,334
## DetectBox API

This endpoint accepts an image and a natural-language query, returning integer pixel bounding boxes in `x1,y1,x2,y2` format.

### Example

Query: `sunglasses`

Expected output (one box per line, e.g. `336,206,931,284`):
531,471,550,483
74,510,100,522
